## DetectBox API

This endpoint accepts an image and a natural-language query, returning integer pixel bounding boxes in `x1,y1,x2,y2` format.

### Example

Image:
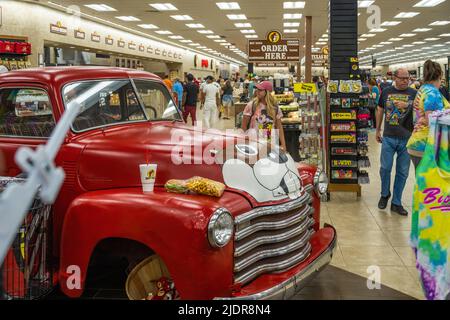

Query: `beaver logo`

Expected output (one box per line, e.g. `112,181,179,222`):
267,31,282,44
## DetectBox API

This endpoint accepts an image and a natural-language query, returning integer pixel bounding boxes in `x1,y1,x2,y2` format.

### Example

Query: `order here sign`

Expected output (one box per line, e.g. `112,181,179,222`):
248,39,300,63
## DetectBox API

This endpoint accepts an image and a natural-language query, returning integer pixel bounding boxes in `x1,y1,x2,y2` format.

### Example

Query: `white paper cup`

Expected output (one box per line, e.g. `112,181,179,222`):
140,164,157,193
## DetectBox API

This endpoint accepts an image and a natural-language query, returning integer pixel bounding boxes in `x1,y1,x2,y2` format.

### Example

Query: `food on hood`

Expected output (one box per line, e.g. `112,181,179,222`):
165,177,225,197
186,176,225,198
164,179,189,194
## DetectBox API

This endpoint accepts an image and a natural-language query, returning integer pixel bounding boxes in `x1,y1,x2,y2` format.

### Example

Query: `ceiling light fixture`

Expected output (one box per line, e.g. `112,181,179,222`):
414,0,446,8
149,3,178,11
216,2,241,10
170,15,193,21
84,4,117,11
283,13,303,19
115,16,140,21
186,23,205,28
395,12,420,18
227,14,247,20
283,1,306,9
137,24,158,29
235,23,252,28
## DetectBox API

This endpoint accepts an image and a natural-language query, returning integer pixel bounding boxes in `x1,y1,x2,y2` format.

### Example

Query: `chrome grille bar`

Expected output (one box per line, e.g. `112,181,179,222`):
235,205,313,241
234,242,313,285
234,192,311,225
234,217,315,257
234,228,313,272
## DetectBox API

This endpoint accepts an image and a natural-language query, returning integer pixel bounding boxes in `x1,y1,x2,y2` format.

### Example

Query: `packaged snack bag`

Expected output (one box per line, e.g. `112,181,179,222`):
186,176,225,198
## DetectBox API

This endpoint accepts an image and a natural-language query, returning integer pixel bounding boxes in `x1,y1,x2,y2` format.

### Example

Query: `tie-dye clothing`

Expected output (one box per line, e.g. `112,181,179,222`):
411,115,450,300
407,84,450,157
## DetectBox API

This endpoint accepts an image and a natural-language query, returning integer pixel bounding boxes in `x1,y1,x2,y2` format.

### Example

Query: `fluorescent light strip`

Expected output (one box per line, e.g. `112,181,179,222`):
284,1,306,9
216,2,241,10
149,3,178,11
84,4,117,11
115,16,140,21
395,12,420,18
284,13,303,19
414,0,446,8
170,15,193,21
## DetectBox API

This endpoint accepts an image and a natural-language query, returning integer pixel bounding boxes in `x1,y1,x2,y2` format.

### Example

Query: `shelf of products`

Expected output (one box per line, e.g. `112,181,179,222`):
0,38,32,71
327,80,370,185
279,93,323,166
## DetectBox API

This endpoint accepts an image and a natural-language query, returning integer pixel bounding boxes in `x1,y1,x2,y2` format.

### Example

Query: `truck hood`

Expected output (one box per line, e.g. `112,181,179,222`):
76,121,305,203
77,122,231,191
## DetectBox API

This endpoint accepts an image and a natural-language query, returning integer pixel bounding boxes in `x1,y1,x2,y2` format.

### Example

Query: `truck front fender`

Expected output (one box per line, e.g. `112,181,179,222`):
58,188,251,299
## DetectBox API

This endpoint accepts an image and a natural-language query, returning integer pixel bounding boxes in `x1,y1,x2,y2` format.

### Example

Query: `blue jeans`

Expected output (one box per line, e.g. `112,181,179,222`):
380,136,411,206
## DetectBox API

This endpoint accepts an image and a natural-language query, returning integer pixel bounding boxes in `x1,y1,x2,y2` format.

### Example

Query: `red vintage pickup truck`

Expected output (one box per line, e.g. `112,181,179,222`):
0,67,335,300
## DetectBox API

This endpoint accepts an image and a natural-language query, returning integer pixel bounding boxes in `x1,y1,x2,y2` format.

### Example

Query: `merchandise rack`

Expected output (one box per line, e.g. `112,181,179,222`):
327,0,362,197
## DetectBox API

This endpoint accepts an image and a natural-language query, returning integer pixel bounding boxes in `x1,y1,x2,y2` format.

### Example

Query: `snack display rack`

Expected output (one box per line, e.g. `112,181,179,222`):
280,92,324,166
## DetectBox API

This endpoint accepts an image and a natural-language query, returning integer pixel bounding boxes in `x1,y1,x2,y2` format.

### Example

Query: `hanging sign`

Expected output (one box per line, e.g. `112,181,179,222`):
248,31,300,63
128,42,136,50
74,29,85,40
118,39,125,48
50,21,67,36
105,36,114,45
294,83,318,94
91,32,100,43
139,44,145,52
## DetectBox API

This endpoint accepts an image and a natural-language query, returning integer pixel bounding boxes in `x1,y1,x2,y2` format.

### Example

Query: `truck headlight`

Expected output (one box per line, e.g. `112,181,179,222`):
208,208,234,248
314,169,328,195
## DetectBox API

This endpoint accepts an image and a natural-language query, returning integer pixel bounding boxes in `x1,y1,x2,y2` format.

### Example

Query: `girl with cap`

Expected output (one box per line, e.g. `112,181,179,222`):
241,81,287,151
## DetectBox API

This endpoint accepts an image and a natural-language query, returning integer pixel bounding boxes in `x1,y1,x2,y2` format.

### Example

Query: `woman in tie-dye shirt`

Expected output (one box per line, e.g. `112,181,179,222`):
407,60,449,169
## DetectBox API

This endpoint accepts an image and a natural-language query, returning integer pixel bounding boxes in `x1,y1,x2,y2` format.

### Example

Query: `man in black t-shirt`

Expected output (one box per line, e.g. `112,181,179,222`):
376,68,417,216
182,74,199,125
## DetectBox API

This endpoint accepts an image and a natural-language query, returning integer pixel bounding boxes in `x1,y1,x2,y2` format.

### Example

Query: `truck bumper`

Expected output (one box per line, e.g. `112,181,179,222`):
215,225,337,300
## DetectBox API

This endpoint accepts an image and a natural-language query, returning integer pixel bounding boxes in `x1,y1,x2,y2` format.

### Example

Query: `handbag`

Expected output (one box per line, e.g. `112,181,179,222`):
412,112,450,300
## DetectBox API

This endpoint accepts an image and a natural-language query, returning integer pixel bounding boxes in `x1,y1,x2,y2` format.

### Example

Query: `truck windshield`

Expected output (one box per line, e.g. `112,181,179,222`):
63,79,180,132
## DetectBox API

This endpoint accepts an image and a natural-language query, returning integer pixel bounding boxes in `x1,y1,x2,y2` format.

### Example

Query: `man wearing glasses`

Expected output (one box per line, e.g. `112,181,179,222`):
376,68,417,216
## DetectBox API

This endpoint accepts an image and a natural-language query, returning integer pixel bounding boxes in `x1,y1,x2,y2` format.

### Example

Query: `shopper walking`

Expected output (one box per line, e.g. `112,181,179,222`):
221,80,234,120
241,81,287,151
201,76,221,129
376,68,417,216
407,60,450,170
172,78,184,111
182,74,199,126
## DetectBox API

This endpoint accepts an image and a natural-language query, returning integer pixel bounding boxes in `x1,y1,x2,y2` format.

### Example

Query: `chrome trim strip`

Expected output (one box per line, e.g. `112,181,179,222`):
235,192,311,225
234,217,315,257
234,229,313,272
235,205,313,241
234,243,312,285
215,225,338,300
304,184,313,194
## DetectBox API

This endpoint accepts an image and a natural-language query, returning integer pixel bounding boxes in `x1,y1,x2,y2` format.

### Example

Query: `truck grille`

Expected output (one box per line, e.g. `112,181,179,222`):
234,188,315,285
